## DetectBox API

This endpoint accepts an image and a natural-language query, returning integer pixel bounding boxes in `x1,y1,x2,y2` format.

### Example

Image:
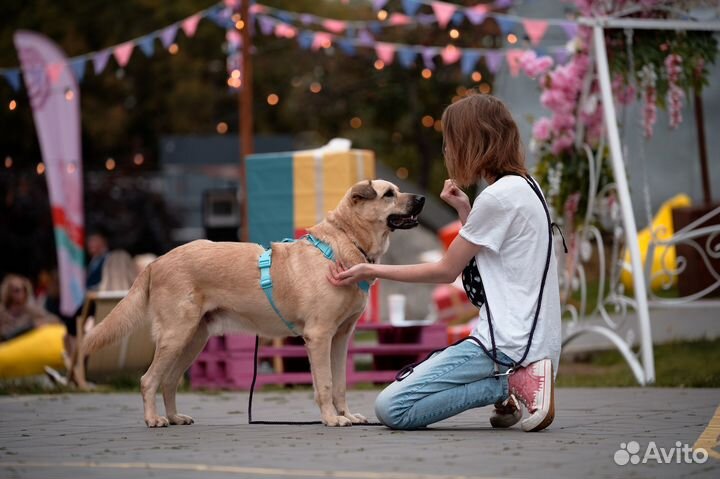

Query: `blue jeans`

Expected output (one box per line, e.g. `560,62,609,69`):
374,339,512,429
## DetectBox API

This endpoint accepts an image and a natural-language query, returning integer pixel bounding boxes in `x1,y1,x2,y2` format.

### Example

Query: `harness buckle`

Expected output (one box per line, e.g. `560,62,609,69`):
260,277,273,289
258,254,272,269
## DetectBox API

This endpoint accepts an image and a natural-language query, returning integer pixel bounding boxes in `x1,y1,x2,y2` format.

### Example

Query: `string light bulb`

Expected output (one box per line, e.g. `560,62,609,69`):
507,33,518,44
216,122,228,134
168,43,179,54
105,158,116,171
396,167,408,179
374,60,384,70
8,100,17,111
133,153,144,166
267,93,279,106
449,29,460,39
377,9,388,21
64,88,74,101
350,117,362,129
36,162,46,175
421,115,434,128
4,156,12,168
471,71,482,82
309,82,322,93
421,68,432,79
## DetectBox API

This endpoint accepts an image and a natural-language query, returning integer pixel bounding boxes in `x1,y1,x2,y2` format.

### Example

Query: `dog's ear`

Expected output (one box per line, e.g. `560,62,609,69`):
351,181,377,203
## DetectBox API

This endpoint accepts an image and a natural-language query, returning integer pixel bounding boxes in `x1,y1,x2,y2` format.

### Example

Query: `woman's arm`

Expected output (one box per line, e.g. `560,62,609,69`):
328,234,481,286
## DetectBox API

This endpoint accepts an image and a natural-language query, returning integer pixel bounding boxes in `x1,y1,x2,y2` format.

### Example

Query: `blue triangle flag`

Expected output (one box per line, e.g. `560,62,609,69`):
451,11,465,27
70,59,86,82
397,48,416,69
337,39,356,56
3,69,21,91
298,31,314,50
138,36,155,57
461,51,481,76
401,0,421,16
496,16,516,35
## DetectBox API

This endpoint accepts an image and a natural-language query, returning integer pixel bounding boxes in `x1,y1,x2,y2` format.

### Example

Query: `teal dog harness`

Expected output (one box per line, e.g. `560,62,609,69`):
258,235,370,335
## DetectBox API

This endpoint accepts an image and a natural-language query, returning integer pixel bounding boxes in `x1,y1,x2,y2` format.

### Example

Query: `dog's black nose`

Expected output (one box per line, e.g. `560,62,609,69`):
412,195,425,214
414,195,425,207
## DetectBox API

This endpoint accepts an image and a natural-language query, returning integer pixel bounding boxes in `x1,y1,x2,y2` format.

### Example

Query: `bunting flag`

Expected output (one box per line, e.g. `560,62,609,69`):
441,45,461,65
422,48,436,70
460,50,481,75
14,30,85,317
522,19,549,46
465,5,488,25
160,24,179,48
401,0,422,17
375,42,396,65
561,22,579,40
506,48,525,76
182,13,202,37
113,41,134,67
397,48,416,68
322,19,347,34
431,2,456,29
92,49,111,74
69,58,86,82
485,50,504,74
138,36,155,57
3,70,22,91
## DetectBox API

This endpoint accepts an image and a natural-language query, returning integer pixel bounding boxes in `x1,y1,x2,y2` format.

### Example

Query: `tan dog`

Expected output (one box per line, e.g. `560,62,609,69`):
77,180,424,427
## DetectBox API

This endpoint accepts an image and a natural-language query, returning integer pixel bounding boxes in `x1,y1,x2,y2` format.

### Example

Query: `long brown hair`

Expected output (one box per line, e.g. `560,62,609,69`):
441,93,527,187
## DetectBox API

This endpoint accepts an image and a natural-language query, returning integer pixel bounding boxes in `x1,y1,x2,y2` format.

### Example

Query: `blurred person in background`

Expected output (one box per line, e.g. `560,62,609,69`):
0,274,58,342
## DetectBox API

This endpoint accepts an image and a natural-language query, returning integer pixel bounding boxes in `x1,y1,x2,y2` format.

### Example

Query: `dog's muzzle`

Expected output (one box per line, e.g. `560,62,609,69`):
387,195,425,230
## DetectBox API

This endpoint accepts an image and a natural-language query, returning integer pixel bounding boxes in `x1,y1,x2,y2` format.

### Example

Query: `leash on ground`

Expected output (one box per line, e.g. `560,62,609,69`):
247,335,384,426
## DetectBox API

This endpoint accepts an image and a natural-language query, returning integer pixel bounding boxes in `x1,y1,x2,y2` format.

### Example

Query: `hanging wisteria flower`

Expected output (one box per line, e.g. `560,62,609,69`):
664,53,684,129
637,64,657,138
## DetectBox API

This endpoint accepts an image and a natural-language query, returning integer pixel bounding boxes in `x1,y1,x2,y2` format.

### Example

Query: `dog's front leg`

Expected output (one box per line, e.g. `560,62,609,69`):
331,319,367,424
304,331,352,427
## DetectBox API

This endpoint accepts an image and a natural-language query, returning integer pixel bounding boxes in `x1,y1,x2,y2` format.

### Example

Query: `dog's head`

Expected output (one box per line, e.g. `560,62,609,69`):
346,179,425,232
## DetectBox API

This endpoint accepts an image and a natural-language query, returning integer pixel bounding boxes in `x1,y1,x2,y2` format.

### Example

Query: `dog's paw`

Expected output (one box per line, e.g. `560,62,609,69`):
168,413,195,425
145,415,170,428
344,412,368,424
323,415,353,427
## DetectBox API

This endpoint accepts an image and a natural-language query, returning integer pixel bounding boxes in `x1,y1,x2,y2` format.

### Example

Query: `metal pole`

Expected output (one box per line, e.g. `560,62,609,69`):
238,0,253,242
593,24,655,384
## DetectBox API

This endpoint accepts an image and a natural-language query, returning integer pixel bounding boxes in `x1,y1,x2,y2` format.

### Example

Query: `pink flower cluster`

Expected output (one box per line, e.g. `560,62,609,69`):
519,50,554,78
664,53,684,129
638,64,657,138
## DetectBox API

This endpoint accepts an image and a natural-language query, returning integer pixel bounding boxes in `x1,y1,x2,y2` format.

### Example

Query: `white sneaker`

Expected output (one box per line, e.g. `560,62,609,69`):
507,359,554,432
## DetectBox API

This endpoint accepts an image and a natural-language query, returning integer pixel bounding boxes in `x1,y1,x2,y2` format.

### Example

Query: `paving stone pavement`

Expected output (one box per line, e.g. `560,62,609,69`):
0,388,718,479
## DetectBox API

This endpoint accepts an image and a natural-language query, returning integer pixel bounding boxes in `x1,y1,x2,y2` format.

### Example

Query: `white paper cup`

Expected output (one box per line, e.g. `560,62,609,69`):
388,294,407,325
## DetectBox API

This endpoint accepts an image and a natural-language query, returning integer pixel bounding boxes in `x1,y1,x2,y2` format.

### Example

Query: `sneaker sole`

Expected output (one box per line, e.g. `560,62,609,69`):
521,361,555,432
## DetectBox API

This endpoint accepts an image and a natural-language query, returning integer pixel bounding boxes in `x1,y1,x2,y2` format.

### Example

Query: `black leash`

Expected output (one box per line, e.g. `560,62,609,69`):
247,335,383,426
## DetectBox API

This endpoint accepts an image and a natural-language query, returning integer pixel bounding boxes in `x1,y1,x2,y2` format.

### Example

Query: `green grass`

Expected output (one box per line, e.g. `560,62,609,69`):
557,338,720,387
2,338,718,395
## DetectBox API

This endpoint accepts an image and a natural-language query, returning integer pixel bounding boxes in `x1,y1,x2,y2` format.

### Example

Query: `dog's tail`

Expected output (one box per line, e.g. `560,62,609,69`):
82,264,151,356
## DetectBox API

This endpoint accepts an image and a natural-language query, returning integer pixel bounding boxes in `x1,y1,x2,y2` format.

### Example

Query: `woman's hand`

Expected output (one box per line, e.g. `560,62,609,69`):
327,262,374,287
440,179,471,223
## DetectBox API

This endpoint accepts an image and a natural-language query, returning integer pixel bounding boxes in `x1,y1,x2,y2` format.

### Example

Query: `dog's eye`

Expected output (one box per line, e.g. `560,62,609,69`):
383,190,395,198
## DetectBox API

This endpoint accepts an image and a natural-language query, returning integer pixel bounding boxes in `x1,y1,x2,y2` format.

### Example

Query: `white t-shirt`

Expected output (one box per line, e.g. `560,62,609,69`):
459,175,562,373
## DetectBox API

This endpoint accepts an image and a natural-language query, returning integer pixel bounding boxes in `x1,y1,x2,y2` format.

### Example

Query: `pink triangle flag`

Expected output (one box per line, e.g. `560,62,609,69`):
182,14,201,38
389,13,412,26
46,63,63,84
431,1,457,29
275,23,297,39
375,43,396,65
441,45,461,65
113,42,134,67
312,32,333,50
506,49,525,77
522,19,549,46
322,19,346,34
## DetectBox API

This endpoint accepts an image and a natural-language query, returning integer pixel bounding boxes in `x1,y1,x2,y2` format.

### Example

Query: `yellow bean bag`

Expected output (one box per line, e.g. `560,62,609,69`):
621,194,691,292
0,324,66,378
